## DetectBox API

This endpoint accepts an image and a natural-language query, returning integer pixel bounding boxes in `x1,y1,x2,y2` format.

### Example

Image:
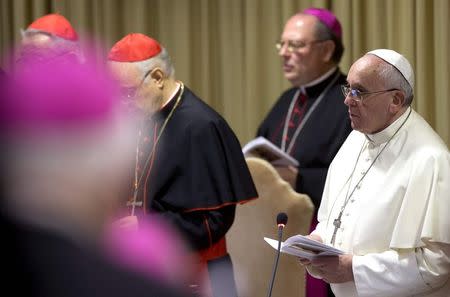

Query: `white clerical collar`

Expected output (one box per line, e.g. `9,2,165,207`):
300,66,337,93
161,82,181,109
365,107,411,145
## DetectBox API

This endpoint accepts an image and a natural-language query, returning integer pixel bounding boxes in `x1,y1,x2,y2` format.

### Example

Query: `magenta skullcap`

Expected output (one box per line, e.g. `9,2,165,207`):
0,52,122,137
303,7,342,39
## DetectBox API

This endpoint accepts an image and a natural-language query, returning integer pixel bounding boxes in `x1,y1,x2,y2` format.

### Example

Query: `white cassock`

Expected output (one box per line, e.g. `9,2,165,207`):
311,107,450,297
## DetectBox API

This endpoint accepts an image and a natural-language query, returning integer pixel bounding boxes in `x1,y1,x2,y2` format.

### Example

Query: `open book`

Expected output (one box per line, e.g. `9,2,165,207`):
264,235,344,260
242,136,299,167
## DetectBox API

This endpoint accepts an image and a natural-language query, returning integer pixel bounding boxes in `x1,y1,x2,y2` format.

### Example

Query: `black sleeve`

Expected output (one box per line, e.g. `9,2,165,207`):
159,205,236,251
295,167,328,208
295,119,352,209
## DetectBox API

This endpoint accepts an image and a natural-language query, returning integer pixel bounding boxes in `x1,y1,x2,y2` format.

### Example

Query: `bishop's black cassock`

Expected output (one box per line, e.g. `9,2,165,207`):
257,69,351,209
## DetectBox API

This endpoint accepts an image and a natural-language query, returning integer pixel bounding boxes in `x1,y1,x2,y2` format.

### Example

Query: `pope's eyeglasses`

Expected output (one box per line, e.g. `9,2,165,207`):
341,85,398,102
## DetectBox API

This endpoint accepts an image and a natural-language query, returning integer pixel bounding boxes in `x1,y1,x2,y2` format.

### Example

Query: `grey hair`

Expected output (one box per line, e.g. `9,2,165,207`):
20,29,84,62
135,47,175,80
313,18,344,64
378,62,414,106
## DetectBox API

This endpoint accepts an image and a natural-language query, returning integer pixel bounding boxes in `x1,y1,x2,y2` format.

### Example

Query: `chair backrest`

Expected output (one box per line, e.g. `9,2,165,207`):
227,157,314,297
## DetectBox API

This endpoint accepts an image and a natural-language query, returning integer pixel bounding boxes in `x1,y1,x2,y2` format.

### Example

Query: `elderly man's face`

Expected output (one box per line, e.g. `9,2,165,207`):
108,62,160,114
344,55,397,134
278,14,331,86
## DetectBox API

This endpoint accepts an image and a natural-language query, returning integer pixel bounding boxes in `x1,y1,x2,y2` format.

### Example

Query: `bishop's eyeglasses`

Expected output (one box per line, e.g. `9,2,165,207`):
341,85,398,102
275,39,326,53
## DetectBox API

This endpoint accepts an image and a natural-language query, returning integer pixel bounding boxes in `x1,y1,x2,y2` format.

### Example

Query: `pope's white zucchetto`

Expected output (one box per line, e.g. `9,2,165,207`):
367,49,414,89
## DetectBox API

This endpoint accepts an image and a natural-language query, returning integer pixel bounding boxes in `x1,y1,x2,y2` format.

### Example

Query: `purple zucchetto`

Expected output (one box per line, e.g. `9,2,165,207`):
303,7,342,39
0,52,122,137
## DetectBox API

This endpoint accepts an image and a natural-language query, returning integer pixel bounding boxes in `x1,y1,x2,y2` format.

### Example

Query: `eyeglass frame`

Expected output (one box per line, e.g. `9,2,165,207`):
275,39,328,53
341,84,398,102
120,69,152,100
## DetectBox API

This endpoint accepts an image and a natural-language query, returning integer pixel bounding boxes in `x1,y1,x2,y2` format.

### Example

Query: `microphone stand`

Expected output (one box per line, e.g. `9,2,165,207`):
266,224,284,297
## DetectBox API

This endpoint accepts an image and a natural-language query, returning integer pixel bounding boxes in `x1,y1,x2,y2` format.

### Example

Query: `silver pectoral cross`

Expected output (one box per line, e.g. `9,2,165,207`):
333,217,341,228
330,211,343,245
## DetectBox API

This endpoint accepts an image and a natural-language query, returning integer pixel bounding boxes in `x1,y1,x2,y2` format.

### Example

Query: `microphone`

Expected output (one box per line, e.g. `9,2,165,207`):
276,212,288,232
267,212,288,297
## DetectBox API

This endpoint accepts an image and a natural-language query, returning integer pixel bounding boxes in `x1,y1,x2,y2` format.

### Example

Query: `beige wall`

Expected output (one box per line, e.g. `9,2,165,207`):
1,0,449,146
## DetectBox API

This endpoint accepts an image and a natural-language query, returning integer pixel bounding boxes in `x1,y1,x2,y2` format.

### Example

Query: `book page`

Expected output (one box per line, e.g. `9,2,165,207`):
242,136,299,167
283,235,343,254
264,236,343,260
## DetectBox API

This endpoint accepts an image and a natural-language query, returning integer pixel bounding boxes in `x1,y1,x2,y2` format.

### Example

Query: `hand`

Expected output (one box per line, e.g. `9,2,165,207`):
274,165,298,188
297,234,323,266
308,234,323,243
113,215,139,231
309,254,354,284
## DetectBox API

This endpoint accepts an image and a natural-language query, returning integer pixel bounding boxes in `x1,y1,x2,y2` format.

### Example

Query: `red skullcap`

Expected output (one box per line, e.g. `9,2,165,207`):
27,13,78,41
108,33,162,62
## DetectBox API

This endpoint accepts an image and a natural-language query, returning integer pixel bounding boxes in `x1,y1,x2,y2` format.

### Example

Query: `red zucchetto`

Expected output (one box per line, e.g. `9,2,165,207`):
27,13,78,41
108,33,162,62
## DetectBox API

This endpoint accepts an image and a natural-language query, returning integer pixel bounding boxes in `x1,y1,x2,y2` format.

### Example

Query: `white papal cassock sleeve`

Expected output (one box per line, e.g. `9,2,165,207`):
353,242,450,297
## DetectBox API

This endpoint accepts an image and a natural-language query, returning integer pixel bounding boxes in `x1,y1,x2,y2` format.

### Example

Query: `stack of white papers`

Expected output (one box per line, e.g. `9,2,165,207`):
264,235,344,260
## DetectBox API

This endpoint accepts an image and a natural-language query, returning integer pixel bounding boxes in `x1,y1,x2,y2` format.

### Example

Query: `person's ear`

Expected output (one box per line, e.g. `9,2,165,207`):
321,40,335,63
389,90,406,113
150,68,165,89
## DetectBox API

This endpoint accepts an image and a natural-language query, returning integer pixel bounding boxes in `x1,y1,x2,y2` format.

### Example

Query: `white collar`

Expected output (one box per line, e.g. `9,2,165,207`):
300,66,337,93
365,107,411,146
161,82,181,109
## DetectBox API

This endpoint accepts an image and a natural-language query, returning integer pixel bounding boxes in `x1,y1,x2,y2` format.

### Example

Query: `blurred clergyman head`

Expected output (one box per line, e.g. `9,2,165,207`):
1,50,134,243
1,48,193,293
17,13,83,65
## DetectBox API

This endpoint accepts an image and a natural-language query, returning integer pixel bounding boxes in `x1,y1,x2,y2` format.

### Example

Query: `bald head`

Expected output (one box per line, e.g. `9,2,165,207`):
286,13,316,31
283,14,321,45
